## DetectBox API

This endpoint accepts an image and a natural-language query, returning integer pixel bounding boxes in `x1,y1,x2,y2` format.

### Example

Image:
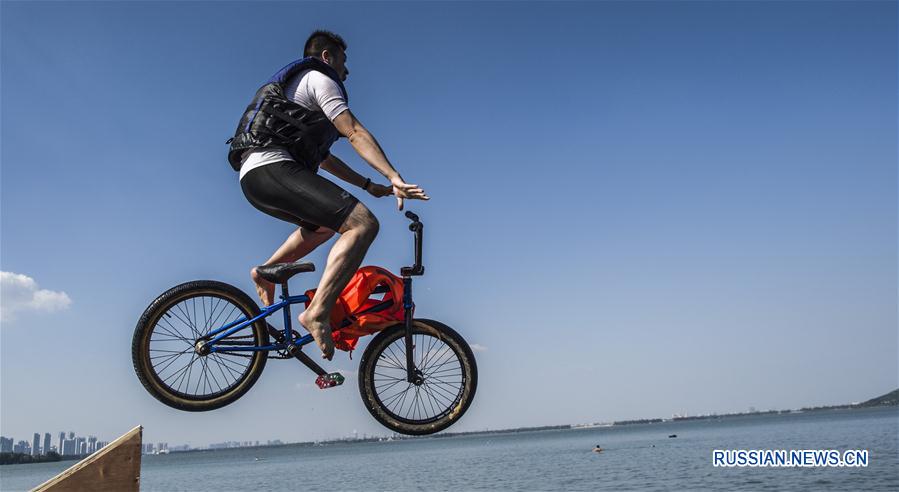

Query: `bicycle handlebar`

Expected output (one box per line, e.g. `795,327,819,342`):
401,211,424,277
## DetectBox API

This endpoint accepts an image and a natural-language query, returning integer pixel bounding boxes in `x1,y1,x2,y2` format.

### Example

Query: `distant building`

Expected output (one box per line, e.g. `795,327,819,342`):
88,436,97,454
58,432,65,454
68,431,75,440
14,440,30,454
32,433,41,456
0,436,12,452
43,433,52,456
62,438,77,456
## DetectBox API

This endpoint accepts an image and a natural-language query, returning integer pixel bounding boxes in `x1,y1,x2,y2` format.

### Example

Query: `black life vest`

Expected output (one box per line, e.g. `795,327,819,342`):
227,57,348,171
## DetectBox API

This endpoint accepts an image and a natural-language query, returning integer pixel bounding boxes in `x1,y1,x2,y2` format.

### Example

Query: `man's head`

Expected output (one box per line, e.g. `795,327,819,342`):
304,30,348,81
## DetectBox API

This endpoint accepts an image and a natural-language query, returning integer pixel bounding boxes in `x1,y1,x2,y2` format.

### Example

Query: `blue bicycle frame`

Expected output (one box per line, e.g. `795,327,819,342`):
202,293,314,353
193,278,337,378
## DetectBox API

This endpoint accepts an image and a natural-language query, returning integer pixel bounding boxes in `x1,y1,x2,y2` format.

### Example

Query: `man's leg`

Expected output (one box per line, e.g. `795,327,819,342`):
300,202,379,359
250,226,335,306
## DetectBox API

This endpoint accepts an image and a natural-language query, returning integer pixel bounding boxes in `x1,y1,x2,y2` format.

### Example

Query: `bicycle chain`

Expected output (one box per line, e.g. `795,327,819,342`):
215,330,302,360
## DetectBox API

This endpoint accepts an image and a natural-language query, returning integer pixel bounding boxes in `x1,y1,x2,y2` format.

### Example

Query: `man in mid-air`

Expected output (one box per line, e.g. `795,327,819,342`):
227,30,428,360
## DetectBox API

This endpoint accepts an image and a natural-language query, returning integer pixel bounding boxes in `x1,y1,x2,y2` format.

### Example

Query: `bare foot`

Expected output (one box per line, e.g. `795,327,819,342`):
250,267,275,306
299,309,335,360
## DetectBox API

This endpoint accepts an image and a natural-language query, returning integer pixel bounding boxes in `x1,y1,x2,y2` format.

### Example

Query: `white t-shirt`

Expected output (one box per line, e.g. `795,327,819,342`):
239,69,349,181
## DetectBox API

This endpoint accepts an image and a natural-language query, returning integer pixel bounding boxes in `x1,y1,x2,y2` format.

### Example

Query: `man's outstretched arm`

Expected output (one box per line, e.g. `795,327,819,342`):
319,153,368,188
319,154,392,197
332,109,429,209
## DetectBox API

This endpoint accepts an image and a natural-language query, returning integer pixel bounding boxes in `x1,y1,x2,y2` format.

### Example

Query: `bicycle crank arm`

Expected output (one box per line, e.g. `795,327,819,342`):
266,322,327,377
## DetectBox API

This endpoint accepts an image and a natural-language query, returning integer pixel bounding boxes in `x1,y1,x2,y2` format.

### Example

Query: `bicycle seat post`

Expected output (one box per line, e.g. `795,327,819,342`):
280,281,292,343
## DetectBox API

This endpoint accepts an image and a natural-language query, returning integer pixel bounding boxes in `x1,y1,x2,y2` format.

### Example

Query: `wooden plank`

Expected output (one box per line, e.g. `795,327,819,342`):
31,425,142,492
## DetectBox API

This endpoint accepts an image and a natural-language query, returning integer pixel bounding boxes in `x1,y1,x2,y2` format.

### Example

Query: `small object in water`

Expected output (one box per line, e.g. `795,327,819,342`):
254,457,265,461
592,445,603,453
668,434,677,438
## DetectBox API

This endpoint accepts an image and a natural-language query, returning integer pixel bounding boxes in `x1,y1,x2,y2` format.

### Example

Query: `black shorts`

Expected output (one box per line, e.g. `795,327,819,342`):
240,161,359,232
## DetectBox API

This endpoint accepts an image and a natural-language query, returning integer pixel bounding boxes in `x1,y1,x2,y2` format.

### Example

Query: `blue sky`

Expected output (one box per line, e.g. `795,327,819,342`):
1,1,896,447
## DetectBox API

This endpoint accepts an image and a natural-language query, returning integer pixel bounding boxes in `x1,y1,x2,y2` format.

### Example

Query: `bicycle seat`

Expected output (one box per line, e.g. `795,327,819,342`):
255,261,315,284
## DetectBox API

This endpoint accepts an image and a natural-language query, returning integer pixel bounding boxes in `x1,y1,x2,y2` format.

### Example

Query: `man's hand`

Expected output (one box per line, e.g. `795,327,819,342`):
390,176,429,210
365,182,392,198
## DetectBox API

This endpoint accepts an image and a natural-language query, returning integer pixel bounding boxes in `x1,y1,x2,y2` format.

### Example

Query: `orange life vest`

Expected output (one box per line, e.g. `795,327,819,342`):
304,265,407,353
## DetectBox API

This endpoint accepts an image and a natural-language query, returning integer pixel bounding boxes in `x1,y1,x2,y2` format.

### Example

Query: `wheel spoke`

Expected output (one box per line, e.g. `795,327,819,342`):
150,352,182,362
205,297,230,335
376,355,405,371
374,371,405,380
155,350,192,378
209,354,233,389
166,354,196,389
412,386,422,420
426,367,462,379
383,345,407,371
173,303,200,340
422,381,454,407
382,383,411,410
210,354,244,380
421,348,455,374
422,354,458,377
211,353,250,374
374,379,406,392
155,318,193,344
180,353,197,393
203,356,224,393
418,334,439,369
423,378,460,401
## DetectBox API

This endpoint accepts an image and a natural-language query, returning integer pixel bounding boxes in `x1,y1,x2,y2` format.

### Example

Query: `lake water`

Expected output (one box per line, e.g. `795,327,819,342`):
2,407,896,491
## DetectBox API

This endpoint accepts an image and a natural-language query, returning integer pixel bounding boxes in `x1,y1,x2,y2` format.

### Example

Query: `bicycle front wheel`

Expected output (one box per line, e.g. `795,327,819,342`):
132,280,269,411
358,319,478,435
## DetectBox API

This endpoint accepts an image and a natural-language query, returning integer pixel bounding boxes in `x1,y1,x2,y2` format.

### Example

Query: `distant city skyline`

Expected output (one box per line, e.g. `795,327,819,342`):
0,430,109,457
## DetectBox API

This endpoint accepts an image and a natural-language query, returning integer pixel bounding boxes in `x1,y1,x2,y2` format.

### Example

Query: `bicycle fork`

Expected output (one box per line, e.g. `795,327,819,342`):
403,276,424,386
401,211,425,386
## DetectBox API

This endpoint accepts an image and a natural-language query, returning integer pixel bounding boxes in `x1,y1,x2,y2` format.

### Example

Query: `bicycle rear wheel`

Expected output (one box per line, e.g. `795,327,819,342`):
132,280,269,411
358,319,477,435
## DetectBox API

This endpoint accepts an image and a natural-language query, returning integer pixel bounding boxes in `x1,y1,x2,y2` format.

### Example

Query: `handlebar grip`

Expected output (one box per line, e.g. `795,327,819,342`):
405,211,419,222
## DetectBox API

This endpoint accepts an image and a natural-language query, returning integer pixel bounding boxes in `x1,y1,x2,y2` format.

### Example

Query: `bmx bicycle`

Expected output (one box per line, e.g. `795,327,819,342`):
132,212,477,435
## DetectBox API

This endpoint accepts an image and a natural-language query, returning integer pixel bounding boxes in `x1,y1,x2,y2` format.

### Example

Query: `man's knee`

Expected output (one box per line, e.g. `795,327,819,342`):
341,203,379,239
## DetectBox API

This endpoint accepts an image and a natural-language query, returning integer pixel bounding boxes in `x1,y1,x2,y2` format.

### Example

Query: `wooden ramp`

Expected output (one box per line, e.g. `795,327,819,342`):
32,425,142,492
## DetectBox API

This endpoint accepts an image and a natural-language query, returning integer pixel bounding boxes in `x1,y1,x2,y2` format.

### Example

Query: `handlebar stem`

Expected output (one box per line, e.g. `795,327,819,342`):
401,212,424,277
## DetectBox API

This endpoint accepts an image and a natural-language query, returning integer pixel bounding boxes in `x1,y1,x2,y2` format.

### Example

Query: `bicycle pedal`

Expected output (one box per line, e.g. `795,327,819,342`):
315,372,345,389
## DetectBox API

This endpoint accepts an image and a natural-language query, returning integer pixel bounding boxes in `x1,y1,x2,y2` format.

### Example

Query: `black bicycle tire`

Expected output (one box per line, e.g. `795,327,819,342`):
358,319,478,435
132,280,269,412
